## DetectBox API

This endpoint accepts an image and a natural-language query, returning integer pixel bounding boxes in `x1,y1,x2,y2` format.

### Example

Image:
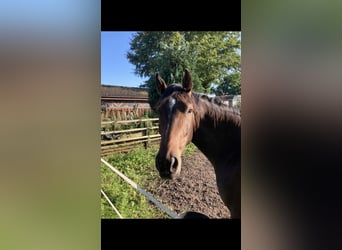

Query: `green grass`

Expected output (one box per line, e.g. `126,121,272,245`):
100,143,198,219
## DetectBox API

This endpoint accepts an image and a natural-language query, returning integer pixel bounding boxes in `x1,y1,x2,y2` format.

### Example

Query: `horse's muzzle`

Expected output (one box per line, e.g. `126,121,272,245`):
155,154,180,179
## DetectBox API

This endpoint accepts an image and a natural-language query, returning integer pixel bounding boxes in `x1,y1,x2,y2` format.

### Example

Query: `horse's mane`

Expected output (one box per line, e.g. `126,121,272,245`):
192,92,241,128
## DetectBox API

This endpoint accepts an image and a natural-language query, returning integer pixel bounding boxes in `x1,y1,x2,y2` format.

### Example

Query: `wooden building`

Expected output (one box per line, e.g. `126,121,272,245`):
101,85,150,109
101,85,152,120
218,94,241,108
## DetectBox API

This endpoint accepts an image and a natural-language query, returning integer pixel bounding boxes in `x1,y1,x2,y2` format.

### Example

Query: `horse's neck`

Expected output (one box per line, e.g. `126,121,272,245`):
192,112,241,172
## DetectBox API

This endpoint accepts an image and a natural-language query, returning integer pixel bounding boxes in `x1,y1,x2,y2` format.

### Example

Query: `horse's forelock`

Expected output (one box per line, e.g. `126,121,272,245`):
157,85,193,106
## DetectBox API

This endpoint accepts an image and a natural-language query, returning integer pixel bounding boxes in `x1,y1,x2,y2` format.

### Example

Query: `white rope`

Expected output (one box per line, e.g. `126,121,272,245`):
101,189,123,219
101,158,180,219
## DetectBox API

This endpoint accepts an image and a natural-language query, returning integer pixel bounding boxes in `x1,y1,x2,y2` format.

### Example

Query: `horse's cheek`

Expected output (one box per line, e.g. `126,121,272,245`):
184,123,193,143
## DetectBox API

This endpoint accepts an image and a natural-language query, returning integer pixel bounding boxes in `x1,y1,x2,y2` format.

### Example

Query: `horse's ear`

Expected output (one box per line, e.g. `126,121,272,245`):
182,69,192,93
155,73,167,95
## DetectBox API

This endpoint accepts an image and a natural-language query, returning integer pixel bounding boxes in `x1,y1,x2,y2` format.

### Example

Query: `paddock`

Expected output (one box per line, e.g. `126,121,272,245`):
100,146,230,219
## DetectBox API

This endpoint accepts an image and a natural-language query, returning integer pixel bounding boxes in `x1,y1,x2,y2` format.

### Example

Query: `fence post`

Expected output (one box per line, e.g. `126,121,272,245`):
144,120,147,149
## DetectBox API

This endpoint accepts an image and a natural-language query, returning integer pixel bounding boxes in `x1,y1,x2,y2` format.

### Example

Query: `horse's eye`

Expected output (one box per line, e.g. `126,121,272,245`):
187,108,193,114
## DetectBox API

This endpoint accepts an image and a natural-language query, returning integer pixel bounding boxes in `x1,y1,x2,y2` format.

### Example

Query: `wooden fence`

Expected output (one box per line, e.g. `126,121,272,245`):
101,118,160,156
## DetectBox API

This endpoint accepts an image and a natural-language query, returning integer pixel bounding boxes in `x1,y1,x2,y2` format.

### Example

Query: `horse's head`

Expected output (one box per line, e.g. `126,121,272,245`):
154,69,197,179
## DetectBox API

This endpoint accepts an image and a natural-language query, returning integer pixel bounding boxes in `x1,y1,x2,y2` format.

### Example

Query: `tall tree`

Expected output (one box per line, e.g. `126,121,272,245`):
127,31,240,109
212,70,241,96
184,32,241,90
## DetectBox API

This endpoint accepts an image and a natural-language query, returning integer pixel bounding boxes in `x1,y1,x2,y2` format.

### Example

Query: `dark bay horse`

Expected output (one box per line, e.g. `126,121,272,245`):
154,69,241,219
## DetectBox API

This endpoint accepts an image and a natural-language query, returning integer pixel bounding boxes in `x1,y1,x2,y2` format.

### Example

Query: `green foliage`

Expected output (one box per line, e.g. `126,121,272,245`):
184,32,241,90
212,70,241,95
144,77,161,111
127,31,241,107
101,146,167,218
101,144,198,218
183,142,198,156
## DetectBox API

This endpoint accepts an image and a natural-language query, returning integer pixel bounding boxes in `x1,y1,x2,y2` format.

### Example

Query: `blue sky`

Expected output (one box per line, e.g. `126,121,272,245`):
101,31,148,87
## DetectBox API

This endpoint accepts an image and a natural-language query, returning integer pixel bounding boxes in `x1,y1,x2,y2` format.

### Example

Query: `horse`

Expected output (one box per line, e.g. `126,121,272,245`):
154,69,241,219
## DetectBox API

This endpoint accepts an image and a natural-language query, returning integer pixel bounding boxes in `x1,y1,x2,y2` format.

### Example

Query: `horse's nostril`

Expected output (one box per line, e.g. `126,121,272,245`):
170,157,178,173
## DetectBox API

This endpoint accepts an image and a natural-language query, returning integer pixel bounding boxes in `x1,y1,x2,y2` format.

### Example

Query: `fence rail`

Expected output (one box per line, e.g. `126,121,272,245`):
101,118,161,155
101,158,180,218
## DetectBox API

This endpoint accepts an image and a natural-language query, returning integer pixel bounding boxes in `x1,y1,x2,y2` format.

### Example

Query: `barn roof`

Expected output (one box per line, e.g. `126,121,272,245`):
101,85,148,99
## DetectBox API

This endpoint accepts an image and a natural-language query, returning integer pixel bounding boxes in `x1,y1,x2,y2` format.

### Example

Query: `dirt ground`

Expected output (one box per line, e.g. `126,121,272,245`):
146,149,231,219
